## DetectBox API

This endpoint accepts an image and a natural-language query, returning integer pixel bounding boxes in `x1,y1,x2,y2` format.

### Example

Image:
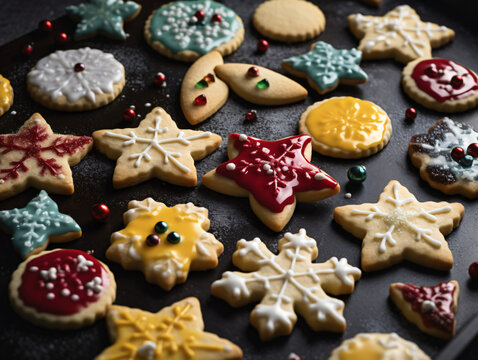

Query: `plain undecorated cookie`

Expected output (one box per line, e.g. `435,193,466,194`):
253,0,325,42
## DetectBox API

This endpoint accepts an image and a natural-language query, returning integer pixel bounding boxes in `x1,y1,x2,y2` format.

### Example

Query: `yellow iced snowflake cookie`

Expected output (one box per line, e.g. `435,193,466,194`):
0,75,13,116
299,96,392,158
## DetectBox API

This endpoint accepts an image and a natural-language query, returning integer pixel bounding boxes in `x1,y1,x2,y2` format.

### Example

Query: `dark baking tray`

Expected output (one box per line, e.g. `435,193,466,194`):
1,1,478,359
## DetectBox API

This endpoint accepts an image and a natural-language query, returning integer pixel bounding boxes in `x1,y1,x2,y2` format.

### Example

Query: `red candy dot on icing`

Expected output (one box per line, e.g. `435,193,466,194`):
467,143,478,158
450,75,464,89
194,10,205,21
451,147,465,162
194,94,207,106
211,14,222,23
74,63,85,72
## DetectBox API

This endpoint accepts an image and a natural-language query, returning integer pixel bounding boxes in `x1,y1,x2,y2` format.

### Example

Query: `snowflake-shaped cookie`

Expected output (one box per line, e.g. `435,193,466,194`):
409,118,478,198
202,134,340,232
282,41,368,94
329,333,431,360
96,297,242,359
93,107,222,188
106,198,223,290
66,0,141,40
0,113,93,200
334,180,464,272
211,229,361,340
348,5,454,63
0,190,81,258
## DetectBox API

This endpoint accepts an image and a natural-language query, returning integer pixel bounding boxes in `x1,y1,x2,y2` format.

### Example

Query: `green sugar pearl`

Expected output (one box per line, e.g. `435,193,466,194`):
347,165,367,183
195,79,209,88
154,221,168,234
256,78,270,89
167,231,181,244
459,155,474,168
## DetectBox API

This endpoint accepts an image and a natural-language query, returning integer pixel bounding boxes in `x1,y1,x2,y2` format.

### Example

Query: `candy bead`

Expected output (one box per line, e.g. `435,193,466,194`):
247,66,260,77
154,221,168,234
256,79,270,89
405,107,417,121
167,232,181,244
459,154,473,168
146,234,160,246
74,63,85,72
194,94,207,106
123,108,136,121
450,75,464,89
469,262,478,280
466,143,478,158
153,72,166,86
347,165,367,183
245,110,257,121
257,39,269,52
56,32,68,44
91,204,110,222
451,146,465,162
39,20,53,32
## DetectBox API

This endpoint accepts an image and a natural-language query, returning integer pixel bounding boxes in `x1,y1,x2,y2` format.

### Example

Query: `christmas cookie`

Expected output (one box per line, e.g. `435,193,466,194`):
0,113,93,201
348,5,455,63
211,229,361,341
0,190,81,259
27,47,125,111
409,118,478,198
282,42,368,95
299,97,392,158
180,51,228,125
93,107,221,188
96,297,243,360
106,198,224,291
334,180,464,272
9,249,116,330
328,333,431,360
390,281,459,339
0,74,13,116
202,134,340,232
144,0,244,62
252,0,325,42
402,58,478,112
214,64,308,105
66,0,141,40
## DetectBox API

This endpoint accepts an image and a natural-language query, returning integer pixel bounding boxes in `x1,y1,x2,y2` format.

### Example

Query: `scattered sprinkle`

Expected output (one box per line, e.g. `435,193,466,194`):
344,193,352,199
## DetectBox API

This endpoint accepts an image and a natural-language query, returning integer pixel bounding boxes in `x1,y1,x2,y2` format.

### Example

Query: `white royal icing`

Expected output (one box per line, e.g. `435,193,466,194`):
27,47,123,103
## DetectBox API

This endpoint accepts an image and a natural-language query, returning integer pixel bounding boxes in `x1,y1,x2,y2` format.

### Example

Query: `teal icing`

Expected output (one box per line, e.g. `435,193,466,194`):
283,41,368,92
149,0,242,55
66,0,140,40
0,190,81,258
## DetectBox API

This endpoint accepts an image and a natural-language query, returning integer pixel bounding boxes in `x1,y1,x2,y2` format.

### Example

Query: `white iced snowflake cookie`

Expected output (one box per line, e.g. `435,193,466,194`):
27,47,125,111
211,229,361,341
328,333,431,360
334,180,464,272
348,5,454,64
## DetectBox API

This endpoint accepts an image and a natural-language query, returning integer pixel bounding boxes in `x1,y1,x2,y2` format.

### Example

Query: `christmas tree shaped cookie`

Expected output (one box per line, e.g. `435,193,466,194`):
211,229,361,340
95,297,242,359
202,134,340,232
106,198,224,291
93,107,222,188
0,113,93,200
334,180,464,271
390,281,459,339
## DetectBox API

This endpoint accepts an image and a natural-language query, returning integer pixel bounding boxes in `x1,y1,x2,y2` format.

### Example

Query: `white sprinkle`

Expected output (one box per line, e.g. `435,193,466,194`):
46,283,54,290
422,300,437,313
29,266,39,272
61,288,70,297
238,134,247,141
46,293,55,300
10,111,16,115
282,166,289,172
145,102,151,107
226,163,236,171
344,193,352,199
57,174,65,179
0,179,4,184
71,294,79,301
263,164,271,171
314,173,326,180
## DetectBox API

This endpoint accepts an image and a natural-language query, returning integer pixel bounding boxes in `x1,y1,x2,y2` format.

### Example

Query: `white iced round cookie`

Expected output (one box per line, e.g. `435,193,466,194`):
27,47,125,111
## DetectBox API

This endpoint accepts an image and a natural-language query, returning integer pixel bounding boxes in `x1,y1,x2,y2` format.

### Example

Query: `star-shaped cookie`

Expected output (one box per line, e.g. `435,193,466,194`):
334,180,464,271
282,41,368,94
66,0,141,40
0,113,93,200
348,5,455,63
0,190,81,259
93,107,222,188
106,198,224,290
95,297,243,360
202,133,340,232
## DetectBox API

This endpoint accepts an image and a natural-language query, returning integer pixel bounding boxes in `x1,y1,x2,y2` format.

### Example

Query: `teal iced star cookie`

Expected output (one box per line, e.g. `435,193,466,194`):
0,190,82,258
282,41,368,94
66,0,141,40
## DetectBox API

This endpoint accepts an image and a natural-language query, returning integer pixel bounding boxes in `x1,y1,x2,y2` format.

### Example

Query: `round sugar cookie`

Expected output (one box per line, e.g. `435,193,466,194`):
299,97,392,158
402,58,478,112
27,47,125,111
253,0,325,42
0,74,13,116
144,0,244,62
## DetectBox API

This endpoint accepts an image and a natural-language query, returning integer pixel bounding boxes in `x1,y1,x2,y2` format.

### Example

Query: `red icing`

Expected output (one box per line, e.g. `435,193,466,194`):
216,134,338,213
411,59,478,103
0,122,92,183
18,249,110,315
398,282,456,334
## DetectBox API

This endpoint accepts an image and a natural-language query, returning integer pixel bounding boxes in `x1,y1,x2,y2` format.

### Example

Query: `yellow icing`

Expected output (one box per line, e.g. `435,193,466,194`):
338,338,385,360
0,75,13,109
305,97,389,151
115,205,205,271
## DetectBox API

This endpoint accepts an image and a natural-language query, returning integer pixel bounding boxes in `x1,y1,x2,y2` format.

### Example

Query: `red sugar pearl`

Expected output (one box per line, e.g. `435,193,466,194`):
74,63,85,72
123,108,136,121
211,14,222,23
39,20,52,32
194,10,205,21
91,204,110,222
247,66,260,77
245,110,257,121
153,72,166,86
405,107,417,121
21,44,33,56
451,147,465,162
469,262,478,280
56,32,68,44
466,143,478,158
450,75,464,89
257,39,269,53
194,94,207,106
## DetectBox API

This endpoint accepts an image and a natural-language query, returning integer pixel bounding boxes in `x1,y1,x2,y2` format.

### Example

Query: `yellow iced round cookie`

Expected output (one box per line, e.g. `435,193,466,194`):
299,96,392,158
0,75,13,116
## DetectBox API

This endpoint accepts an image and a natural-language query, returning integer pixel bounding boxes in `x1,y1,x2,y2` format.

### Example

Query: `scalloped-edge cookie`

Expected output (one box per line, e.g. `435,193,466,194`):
402,58,478,112
144,0,244,62
299,97,391,158
252,0,325,42
328,333,431,360
9,249,116,330
106,198,224,291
